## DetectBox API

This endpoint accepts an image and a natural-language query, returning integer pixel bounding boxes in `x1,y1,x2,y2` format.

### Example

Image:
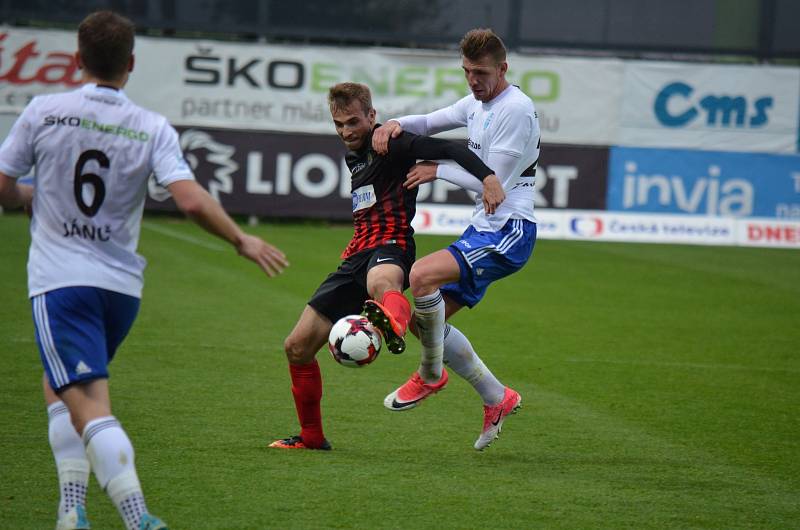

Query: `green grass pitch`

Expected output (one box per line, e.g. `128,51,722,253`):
1,213,799,529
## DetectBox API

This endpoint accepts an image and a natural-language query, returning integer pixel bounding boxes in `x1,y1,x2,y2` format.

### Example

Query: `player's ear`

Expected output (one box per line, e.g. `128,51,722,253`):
128,54,135,73
498,61,508,77
368,107,376,124
75,51,84,70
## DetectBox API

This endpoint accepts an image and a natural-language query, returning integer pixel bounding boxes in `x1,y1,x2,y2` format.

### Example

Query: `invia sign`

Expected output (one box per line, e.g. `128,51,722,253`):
607,147,800,219
654,82,772,128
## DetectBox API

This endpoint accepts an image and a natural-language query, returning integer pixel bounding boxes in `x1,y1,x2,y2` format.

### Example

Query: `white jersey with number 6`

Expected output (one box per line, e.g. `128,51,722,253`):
0,84,194,298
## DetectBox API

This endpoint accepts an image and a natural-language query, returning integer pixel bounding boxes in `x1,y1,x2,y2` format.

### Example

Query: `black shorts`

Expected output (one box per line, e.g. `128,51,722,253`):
308,243,415,324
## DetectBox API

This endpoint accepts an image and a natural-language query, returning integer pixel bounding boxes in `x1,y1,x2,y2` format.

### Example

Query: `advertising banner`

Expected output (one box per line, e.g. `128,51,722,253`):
619,61,800,154
145,126,476,219
414,205,800,249
569,211,737,245
607,146,800,219
0,28,622,145
737,218,800,248
145,127,609,219
537,145,609,210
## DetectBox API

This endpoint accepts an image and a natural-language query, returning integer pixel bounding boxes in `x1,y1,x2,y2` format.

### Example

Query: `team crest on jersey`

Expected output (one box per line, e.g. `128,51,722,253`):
352,184,376,212
483,112,495,130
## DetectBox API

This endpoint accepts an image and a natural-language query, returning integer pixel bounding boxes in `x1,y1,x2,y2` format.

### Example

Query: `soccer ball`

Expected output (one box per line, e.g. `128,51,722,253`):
328,315,382,367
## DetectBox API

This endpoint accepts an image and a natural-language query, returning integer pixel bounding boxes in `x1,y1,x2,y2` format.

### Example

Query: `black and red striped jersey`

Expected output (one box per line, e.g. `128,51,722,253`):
341,126,494,259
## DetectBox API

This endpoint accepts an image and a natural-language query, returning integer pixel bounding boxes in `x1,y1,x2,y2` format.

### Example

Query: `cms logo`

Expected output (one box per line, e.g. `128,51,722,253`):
570,217,603,237
654,82,772,128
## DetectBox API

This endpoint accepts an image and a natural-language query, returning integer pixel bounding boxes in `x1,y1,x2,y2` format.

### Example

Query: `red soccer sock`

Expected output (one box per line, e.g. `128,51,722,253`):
381,290,411,335
289,360,325,448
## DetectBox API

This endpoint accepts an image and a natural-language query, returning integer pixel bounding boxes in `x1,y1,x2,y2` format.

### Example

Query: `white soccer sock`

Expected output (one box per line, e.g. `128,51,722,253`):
443,324,505,405
414,290,445,383
83,416,148,530
47,401,90,518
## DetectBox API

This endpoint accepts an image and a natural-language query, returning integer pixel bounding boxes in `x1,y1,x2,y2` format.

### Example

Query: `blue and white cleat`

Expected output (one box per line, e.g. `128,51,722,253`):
55,505,90,530
139,513,169,530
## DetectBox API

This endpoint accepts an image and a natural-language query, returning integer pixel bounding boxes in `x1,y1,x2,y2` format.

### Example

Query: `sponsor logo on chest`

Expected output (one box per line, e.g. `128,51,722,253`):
352,184,376,212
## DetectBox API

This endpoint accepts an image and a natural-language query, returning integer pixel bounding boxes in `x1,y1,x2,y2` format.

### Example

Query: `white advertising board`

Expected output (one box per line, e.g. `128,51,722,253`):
412,205,800,249
0,27,622,145
619,61,800,154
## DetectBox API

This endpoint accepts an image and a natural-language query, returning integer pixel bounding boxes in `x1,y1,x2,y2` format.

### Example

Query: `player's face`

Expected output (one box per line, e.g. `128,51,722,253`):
331,102,376,151
462,55,508,102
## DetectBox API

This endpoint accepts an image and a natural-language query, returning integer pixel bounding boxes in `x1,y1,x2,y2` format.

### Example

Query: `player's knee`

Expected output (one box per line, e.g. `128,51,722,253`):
284,335,314,364
409,265,434,297
409,263,423,288
369,278,400,300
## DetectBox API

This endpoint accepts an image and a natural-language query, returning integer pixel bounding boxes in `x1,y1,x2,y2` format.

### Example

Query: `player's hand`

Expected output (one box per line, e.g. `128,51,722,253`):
481,174,505,215
372,120,403,155
236,234,289,277
404,161,439,189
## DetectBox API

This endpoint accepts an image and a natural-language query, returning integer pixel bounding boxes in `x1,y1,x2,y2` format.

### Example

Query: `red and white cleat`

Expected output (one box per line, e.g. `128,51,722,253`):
474,387,522,451
383,369,449,411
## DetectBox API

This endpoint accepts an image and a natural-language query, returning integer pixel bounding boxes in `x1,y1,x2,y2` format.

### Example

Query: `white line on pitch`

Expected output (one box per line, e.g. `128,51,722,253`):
142,221,226,251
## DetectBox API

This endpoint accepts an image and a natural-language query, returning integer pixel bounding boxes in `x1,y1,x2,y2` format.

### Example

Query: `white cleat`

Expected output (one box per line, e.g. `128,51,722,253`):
55,505,90,530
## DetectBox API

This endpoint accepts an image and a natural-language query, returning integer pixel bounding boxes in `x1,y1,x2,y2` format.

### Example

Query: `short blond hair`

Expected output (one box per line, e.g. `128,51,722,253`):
460,28,507,64
328,82,373,115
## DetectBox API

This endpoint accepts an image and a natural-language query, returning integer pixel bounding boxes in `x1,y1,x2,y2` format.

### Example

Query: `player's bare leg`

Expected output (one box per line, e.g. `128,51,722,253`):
363,263,410,354
270,305,332,450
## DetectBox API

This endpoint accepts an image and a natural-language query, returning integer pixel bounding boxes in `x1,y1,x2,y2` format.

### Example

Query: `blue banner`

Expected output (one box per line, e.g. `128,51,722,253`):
607,147,800,218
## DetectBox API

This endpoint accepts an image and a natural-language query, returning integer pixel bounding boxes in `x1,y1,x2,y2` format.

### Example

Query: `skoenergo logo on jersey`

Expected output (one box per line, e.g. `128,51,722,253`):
43,115,150,142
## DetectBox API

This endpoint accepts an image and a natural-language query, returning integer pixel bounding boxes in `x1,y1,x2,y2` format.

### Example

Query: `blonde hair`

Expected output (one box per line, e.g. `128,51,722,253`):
328,82,373,115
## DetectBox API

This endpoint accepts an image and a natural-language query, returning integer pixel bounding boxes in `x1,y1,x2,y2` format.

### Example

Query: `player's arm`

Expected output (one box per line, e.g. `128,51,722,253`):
391,134,505,214
151,120,288,277
392,133,493,180
167,180,288,277
434,154,518,214
0,99,36,211
0,172,33,210
372,98,470,154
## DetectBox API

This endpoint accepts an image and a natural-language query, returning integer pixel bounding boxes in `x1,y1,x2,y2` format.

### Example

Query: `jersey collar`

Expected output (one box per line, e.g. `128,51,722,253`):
81,83,129,101
482,84,515,108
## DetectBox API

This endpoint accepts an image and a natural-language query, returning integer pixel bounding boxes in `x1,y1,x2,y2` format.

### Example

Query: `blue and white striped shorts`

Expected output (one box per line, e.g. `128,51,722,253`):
32,287,140,391
441,218,537,308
